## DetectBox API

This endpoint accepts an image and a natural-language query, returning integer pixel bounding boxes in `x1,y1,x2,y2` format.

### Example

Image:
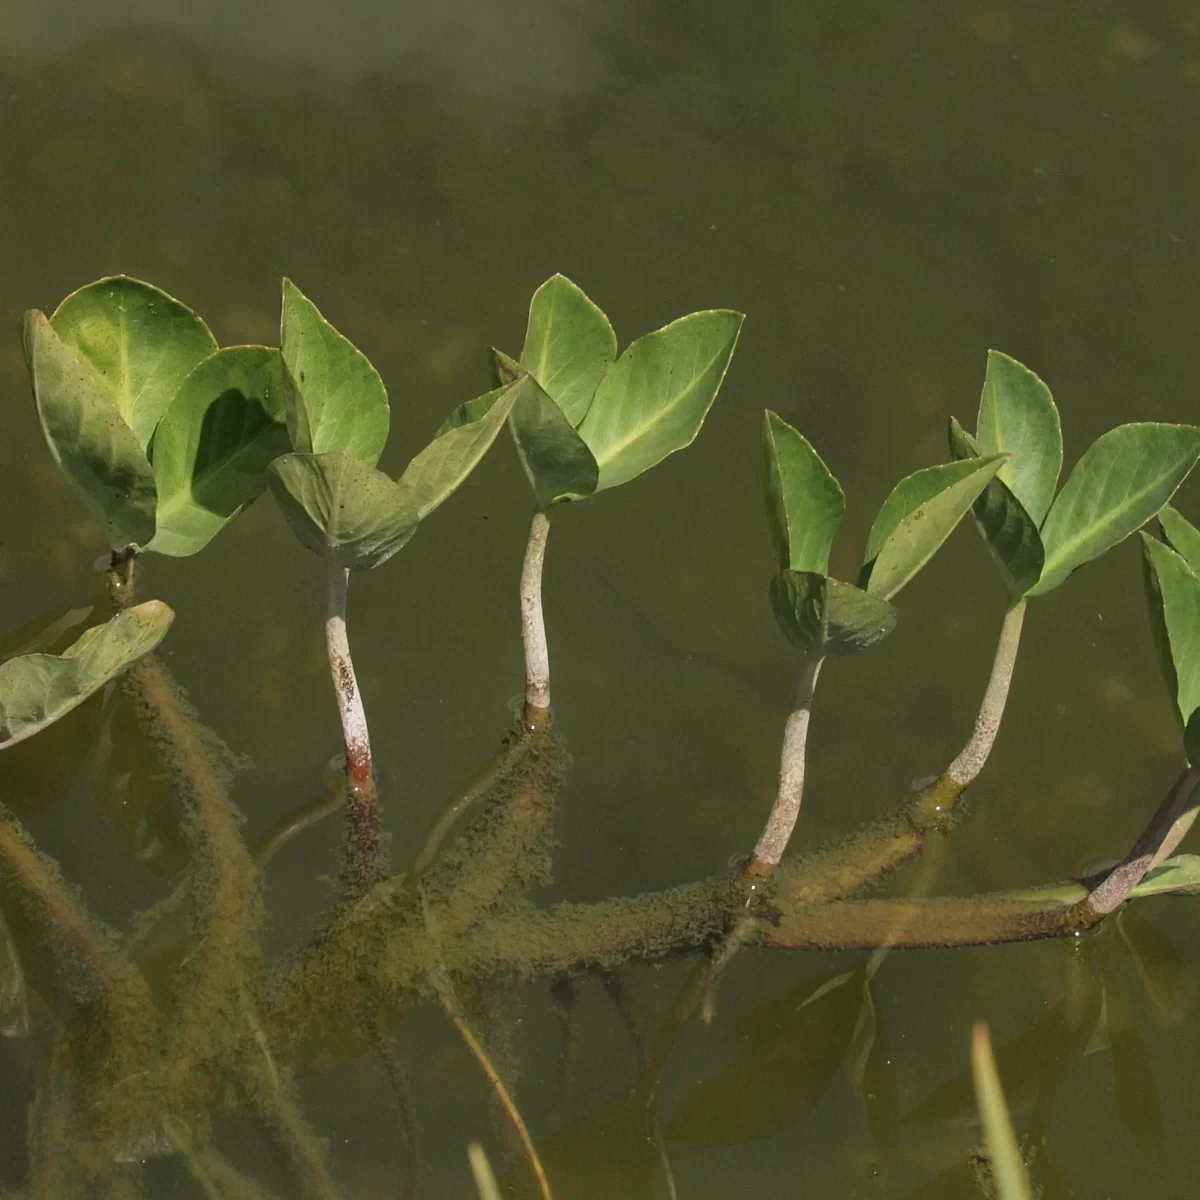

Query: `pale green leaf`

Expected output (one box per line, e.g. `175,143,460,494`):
22,310,157,550
148,346,291,556
770,571,897,657
0,602,174,748
1030,424,1200,596
49,276,217,450
861,456,1005,600
577,309,743,491
1158,505,1200,572
762,411,844,574
950,416,1044,596
505,373,598,507
971,1022,1035,1200
519,274,617,427
486,345,522,389
1140,535,1200,733
280,278,390,466
976,351,1061,526
393,384,518,523
1128,854,1200,898
268,451,416,571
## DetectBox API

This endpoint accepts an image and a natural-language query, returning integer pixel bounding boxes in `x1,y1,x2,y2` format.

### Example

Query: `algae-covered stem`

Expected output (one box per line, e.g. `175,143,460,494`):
326,562,387,891
521,509,552,727
746,653,824,880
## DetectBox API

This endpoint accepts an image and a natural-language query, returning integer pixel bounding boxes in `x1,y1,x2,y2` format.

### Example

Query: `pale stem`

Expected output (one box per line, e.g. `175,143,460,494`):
944,598,1027,788
1085,763,1200,916
749,654,825,872
326,562,385,891
521,509,552,726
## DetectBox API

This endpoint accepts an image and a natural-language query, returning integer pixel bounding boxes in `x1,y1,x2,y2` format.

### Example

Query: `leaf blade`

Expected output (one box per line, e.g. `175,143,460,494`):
49,276,217,450
23,310,158,550
268,451,416,571
0,602,174,748
950,416,1045,596
1140,534,1200,734
1158,505,1200,572
1030,423,1200,597
976,351,1062,526
280,279,390,466
770,571,897,657
762,411,845,574
861,456,1006,600
505,373,599,506
148,346,291,556
393,384,518,523
577,309,743,491
519,274,617,427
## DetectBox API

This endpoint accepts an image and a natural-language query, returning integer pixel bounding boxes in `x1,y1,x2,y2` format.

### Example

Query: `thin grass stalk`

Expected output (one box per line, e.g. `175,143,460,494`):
405,736,519,880
325,563,387,893
746,653,824,880
468,1143,504,1200
439,989,553,1200
521,510,552,727
971,1022,1035,1200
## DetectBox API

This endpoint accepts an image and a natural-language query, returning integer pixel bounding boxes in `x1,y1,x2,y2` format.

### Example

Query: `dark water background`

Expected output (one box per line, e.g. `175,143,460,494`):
3,1,1200,1195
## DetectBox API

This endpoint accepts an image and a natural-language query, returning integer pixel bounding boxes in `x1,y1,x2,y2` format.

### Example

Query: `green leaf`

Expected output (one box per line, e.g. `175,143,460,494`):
48,276,217,451
519,274,617,427
393,384,518,523
1029,423,1200,597
576,309,743,491
860,456,1006,600
268,451,417,571
22,310,158,549
971,1023,1035,1200
486,345,522,389
147,346,291,556
0,602,174,748
976,351,1062,526
279,279,389,466
505,374,599,507
769,571,897,657
1159,505,1200,572
1128,854,1200,898
762,411,844,574
1140,535,1200,737
950,416,1044,596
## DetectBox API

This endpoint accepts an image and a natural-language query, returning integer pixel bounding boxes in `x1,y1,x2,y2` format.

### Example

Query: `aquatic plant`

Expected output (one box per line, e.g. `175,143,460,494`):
4,274,1200,1197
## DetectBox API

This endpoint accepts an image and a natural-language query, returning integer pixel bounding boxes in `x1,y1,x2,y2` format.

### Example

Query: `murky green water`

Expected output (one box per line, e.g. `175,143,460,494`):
3,1,1200,1196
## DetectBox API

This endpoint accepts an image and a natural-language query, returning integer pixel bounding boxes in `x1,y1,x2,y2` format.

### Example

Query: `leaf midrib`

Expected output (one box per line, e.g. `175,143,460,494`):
1042,454,1190,579
589,338,719,467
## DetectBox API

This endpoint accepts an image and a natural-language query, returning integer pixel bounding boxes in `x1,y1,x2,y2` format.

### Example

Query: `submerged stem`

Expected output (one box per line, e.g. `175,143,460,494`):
325,563,387,894
521,509,552,727
748,654,824,876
